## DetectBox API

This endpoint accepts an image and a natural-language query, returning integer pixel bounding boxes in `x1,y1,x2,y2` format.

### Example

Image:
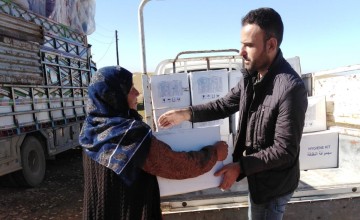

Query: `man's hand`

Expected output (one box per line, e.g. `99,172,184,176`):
214,162,241,190
158,108,191,128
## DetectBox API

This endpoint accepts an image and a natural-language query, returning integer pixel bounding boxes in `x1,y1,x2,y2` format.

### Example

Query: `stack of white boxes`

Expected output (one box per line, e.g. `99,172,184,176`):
300,95,339,170
303,95,327,133
275,56,339,170
150,70,232,196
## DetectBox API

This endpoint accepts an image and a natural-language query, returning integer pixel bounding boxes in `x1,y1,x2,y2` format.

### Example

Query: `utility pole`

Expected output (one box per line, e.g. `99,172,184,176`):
115,30,119,65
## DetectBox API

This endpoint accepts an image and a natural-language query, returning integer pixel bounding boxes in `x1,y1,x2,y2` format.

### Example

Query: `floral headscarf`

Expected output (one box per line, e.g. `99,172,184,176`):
79,66,152,185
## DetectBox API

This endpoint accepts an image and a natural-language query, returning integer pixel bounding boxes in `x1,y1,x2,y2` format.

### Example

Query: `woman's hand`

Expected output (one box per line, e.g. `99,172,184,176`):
214,141,228,161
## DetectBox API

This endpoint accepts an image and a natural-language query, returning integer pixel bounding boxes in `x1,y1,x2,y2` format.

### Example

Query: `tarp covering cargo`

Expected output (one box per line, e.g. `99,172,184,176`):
11,0,96,35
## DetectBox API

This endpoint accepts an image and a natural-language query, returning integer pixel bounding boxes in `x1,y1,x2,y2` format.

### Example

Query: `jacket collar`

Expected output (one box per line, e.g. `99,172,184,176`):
267,49,284,75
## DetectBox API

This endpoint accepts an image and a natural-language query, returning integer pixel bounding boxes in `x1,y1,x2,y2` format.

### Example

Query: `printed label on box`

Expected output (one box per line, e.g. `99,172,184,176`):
300,130,339,170
150,73,190,109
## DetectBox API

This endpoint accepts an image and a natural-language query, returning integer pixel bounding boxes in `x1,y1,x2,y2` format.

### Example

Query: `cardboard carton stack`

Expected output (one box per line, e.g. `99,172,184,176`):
300,95,339,170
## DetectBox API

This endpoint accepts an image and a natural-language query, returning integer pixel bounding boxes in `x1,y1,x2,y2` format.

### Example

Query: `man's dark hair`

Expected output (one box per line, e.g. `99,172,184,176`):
242,7,284,47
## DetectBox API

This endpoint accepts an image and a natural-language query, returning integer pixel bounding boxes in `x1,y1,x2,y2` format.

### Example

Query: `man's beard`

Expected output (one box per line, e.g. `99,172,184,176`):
245,49,269,73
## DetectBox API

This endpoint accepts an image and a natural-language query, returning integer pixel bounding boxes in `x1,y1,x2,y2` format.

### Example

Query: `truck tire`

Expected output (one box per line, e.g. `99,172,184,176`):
13,136,46,187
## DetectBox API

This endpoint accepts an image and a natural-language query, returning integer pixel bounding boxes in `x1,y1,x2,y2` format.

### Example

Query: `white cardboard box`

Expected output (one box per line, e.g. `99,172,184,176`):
222,133,234,164
154,126,223,197
193,118,230,138
190,69,229,134
189,69,229,105
228,70,242,89
228,70,242,134
303,95,327,133
300,130,339,170
286,56,302,75
150,73,190,109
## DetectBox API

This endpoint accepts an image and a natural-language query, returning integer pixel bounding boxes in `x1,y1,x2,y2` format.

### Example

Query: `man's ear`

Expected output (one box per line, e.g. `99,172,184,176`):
267,37,278,53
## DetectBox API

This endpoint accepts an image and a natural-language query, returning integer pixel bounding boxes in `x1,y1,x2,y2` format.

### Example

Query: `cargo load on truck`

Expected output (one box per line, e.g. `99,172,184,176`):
11,0,96,35
0,0,95,186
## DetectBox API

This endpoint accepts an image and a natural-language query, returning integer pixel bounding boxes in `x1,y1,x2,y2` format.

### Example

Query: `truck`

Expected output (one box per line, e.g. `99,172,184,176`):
138,0,360,219
0,0,95,187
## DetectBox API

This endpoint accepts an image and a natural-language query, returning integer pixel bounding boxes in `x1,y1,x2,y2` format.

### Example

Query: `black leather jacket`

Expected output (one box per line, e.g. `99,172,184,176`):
191,50,308,204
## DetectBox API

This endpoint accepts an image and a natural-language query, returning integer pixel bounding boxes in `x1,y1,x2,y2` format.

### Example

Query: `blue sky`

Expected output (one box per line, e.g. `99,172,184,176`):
88,0,360,74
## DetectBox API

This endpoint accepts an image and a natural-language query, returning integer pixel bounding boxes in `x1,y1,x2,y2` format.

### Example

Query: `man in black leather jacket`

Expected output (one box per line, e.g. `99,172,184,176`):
158,7,308,220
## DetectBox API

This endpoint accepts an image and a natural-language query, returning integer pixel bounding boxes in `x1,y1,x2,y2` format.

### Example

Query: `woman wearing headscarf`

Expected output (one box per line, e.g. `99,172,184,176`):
79,66,228,220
